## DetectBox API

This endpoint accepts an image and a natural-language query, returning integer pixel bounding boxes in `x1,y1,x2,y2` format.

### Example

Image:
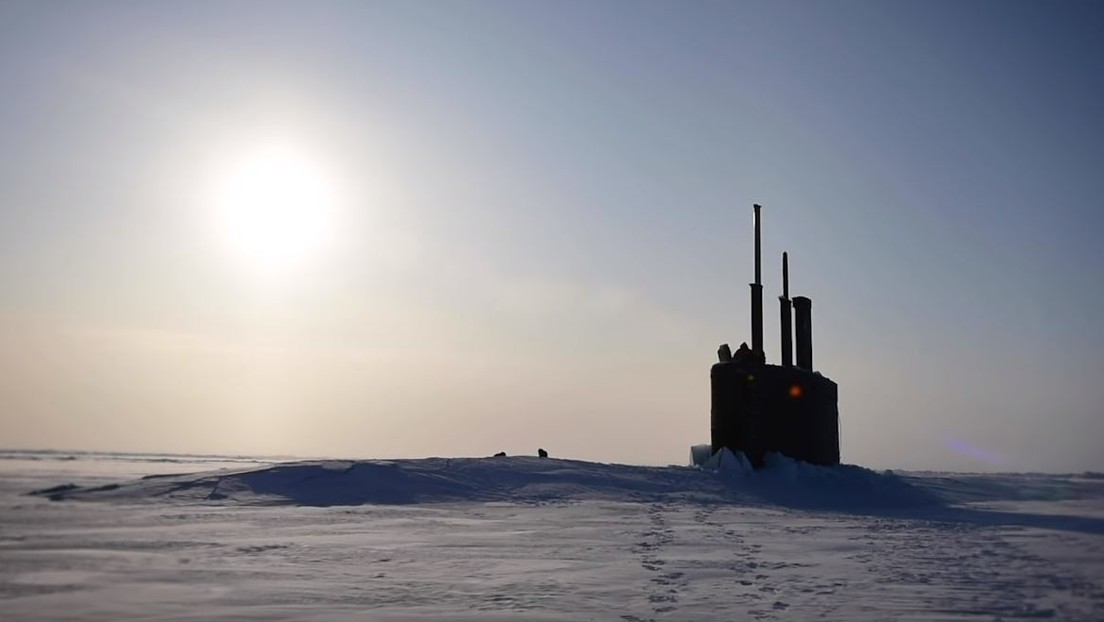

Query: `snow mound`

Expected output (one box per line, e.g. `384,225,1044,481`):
744,453,943,510
32,454,955,510
688,444,713,468
704,447,755,479
31,457,740,506
690,450,942,510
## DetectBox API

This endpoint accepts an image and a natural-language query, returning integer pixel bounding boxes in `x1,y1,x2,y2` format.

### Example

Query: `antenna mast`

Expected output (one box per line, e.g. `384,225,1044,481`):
750,204,764,361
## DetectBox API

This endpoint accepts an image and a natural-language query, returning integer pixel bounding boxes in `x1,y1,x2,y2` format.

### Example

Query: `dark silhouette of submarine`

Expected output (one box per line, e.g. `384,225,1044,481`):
711,204,840,467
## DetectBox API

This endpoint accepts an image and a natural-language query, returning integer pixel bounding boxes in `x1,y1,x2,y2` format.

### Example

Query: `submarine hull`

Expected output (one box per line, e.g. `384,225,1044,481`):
710,362,839,467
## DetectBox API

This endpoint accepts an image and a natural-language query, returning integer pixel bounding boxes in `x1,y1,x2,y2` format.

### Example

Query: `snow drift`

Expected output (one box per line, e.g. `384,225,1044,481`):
28,453,962,510
32,457,734,506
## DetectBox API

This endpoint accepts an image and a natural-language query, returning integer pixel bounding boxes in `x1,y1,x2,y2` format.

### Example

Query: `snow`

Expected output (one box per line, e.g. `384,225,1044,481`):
689,444,712,468
2,451,1102,621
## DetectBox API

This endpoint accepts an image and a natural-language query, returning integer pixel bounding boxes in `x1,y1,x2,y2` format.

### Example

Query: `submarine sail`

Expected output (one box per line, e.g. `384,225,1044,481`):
709,204,840,467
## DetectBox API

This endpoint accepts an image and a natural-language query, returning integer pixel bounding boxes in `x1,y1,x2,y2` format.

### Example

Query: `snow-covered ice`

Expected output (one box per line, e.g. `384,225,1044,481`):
1,450,1102,621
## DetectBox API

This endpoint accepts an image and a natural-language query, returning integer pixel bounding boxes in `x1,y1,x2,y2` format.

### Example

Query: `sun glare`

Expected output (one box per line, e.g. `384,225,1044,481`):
212,144,338,274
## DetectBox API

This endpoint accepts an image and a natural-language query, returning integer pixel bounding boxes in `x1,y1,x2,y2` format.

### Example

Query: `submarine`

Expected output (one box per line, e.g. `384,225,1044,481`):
710,204,840,467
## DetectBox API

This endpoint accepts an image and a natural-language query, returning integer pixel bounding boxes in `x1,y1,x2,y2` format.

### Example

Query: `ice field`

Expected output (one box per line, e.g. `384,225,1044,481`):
1,450,1102,621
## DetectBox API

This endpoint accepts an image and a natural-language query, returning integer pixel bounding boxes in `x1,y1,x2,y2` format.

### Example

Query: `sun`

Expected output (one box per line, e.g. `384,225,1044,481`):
211,144,338,274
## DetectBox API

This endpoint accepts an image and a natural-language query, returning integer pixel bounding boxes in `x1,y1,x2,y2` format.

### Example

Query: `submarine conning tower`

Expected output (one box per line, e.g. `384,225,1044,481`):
710,203,840,467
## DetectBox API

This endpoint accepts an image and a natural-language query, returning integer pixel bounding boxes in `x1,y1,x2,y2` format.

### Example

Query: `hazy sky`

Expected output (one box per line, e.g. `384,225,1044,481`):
1,1,1102,471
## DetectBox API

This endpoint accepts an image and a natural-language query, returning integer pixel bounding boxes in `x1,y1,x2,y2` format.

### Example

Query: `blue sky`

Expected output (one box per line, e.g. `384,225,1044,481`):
1,1,1101,470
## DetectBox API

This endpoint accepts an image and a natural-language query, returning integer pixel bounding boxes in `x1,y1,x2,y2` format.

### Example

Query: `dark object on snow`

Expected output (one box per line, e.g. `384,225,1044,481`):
537,448,548,458
493,451,506,457
710,204,840,468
